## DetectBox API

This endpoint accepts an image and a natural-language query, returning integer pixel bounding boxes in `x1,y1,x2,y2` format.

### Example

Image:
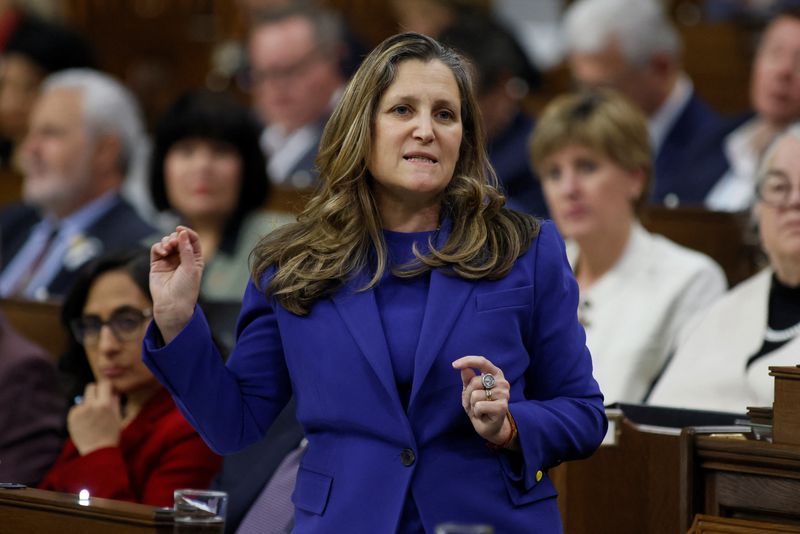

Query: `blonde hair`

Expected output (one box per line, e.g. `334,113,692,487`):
530,89,652,209
251,32,539,316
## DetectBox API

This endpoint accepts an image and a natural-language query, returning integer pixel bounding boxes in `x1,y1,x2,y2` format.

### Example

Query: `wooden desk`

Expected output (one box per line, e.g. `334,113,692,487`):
640,206,760,286
690,514,800,533
681,429,800,530
551,410,683,534
0,298,67,362
0,487,173,534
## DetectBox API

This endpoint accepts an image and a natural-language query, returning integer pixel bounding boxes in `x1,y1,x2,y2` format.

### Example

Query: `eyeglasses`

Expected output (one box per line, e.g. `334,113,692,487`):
757,173,800,208
70,306,152,346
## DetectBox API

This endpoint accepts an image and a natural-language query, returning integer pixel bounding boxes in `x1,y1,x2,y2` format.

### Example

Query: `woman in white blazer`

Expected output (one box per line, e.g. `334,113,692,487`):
650,124,800,413
530,90,727,404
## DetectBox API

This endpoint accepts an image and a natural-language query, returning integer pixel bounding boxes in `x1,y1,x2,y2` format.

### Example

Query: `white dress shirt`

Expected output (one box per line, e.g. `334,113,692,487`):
705,118,760,212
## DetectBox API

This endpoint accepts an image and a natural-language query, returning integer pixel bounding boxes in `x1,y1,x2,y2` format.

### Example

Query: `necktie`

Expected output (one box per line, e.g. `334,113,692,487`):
10,225,59,297
236,439,307,534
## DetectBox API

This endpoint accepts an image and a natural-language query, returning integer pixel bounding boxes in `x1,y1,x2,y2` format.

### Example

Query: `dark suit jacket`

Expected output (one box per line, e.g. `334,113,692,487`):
0,195,155,299
651,91,730,204
144,220,606,533
490,112,549,218
213,398,303,534
0,312,65,485
671,111,755,205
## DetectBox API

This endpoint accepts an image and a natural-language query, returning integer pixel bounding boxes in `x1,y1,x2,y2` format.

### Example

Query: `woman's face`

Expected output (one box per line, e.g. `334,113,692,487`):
164,137,243,224
0,54,45,141
540,143,644,242
367,59,463,212
81,270,158,396
758,135,800,270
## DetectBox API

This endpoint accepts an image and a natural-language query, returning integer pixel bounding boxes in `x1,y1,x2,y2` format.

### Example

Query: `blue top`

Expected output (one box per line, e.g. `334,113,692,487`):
375,229,435,410
376,229,436,533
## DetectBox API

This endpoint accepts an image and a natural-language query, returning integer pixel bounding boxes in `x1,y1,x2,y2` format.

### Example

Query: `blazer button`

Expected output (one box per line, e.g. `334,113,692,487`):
400,448,416,466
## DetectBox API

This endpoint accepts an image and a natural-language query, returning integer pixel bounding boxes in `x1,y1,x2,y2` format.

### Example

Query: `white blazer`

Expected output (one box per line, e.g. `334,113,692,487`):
567,223,727,404
649,269,800,413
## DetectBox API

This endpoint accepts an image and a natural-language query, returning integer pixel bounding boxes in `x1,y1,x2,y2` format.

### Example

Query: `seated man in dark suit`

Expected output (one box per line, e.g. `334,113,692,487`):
438,12,548,217
703,7,800,212
247,4,347,190
563,0,731,206
0,68,154,301
0,311,65,485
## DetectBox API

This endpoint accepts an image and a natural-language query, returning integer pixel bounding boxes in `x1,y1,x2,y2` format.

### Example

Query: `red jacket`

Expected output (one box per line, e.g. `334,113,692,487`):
39,388,221,507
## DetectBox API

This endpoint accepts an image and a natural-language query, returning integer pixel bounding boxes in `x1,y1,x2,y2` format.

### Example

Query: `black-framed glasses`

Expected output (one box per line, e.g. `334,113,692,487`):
757,172,800,208
69,306,152,346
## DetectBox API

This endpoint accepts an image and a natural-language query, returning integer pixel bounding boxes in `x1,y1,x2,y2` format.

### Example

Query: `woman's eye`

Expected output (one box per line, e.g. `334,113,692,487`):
576,160,597,173
436,110,455,121
392,105,411,116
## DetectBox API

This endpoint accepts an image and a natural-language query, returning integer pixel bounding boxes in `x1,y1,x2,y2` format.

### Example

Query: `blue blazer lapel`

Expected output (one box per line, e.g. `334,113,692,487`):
408,265,474,413
331,273,403,413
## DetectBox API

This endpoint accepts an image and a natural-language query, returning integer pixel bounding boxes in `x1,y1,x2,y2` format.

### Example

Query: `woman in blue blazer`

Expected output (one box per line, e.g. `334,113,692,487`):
144,33,606,533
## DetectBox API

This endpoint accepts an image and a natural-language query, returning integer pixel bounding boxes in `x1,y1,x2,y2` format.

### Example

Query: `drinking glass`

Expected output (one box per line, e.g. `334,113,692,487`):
435,522,494,534
173,489,227,534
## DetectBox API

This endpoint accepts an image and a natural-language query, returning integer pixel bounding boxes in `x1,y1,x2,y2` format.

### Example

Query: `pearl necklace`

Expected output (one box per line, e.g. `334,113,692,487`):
765,321,800,343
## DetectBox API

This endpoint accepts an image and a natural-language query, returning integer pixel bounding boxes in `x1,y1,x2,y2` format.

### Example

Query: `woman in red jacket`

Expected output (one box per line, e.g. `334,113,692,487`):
39,249,221,506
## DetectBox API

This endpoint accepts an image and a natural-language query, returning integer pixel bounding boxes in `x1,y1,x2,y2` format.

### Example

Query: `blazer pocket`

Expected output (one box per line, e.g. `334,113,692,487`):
476,285,533,311
291,466,333,515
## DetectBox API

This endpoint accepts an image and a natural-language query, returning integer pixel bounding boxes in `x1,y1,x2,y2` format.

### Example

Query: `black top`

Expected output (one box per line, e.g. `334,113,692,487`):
747,273,800,368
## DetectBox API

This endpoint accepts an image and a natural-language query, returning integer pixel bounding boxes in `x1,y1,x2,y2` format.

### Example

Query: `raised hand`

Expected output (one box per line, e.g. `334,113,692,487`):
149,226,204,343
452,355,517,450
68,381,123,456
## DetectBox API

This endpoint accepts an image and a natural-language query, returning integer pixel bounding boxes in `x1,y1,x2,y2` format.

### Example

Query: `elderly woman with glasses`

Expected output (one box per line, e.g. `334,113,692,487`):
650,124,800,413
38,249,221,506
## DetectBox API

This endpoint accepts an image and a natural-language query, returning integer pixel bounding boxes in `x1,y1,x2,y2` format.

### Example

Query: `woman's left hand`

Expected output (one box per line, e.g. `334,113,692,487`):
452,355,515,448
68,381,123,456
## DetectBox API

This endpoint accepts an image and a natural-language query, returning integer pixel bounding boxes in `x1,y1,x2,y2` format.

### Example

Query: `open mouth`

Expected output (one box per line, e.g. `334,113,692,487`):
404,154,438,164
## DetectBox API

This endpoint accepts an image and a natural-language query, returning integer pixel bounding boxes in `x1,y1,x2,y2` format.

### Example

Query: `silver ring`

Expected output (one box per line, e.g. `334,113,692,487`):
485,388,493,401
481,373,496,390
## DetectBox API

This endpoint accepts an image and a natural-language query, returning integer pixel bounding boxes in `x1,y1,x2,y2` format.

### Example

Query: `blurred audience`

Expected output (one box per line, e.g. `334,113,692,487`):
246,3,346,189
149,90,293,302
563,0,729,207
703,8,800,212
391,0,486,37
0,69,154,301
39,249,221,506
530,89,726,404
0,13,94,167
439,12,548,216
0,311,64,486
650,124,800,412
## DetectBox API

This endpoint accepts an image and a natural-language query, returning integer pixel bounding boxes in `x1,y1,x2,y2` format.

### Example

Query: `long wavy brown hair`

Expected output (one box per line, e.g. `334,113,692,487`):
251,32,540,315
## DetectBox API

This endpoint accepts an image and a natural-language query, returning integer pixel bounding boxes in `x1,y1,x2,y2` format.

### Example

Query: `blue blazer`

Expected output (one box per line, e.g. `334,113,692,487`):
143,220,606,533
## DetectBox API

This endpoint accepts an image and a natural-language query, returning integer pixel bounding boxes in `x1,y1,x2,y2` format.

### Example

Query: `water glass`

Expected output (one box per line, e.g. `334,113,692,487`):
435,522,494,534
173,489,227,534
